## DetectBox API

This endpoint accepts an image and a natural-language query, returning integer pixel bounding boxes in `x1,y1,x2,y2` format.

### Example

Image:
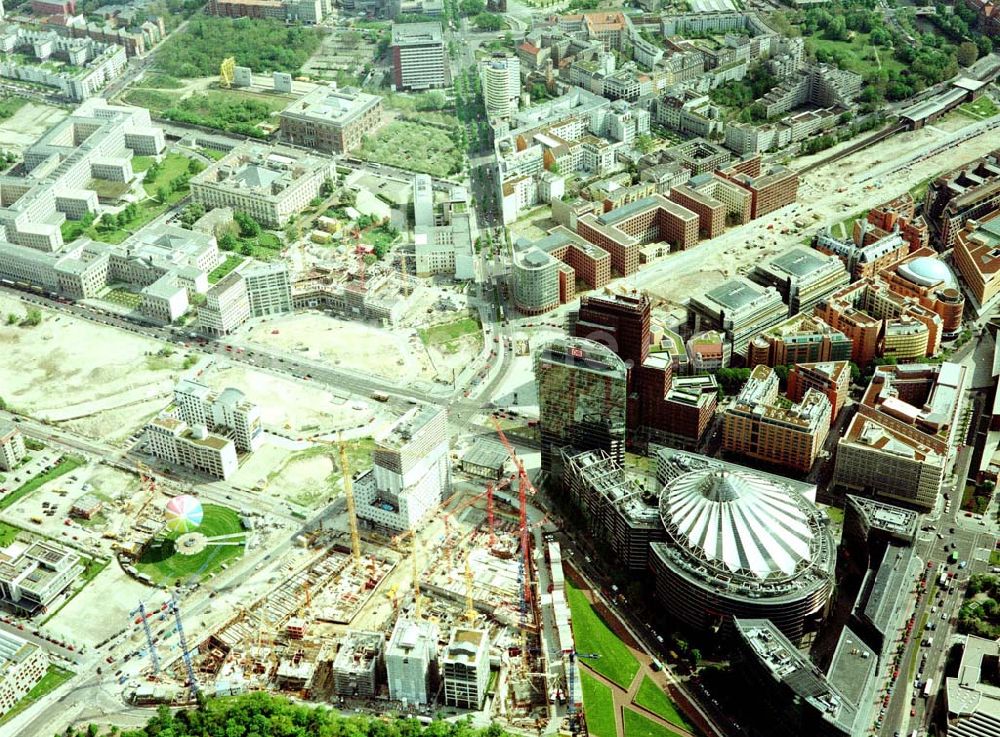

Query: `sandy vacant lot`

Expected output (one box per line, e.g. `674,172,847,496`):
0,102,68,152
0,294,188,439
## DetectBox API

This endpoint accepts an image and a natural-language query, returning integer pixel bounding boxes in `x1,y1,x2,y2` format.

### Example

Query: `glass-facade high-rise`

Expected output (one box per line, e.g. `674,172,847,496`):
535,337,628,474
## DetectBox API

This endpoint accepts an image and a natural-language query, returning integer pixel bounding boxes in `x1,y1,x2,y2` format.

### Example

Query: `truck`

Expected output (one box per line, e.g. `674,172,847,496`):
923,678,934,698
939,571,948,587
371,392,389,402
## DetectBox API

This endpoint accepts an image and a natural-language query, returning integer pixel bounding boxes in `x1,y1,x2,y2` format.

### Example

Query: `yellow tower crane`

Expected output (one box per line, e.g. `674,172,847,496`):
335,436,362,563
392,529,423,618
220,57,236,89
464,560,476,625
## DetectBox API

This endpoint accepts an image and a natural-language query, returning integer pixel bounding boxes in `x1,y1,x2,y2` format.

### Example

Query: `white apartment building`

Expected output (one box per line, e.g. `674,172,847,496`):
0,631,49,716
442,628,490,709
145,416,239,480
386,618,439,705
481,54,520,120
0,420,26,472
0,540,82,616
190,145,335,227
354,405,450,532
173,379,263,453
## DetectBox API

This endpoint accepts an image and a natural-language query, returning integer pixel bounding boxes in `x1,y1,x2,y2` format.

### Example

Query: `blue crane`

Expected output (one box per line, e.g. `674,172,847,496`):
129,600,160,676
169,594,199,698
567,650,601,732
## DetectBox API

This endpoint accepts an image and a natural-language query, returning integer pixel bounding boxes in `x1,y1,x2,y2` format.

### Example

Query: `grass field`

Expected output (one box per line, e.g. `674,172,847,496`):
566,579,641,689
0,665,73,725
623,708,686,737
0,520,21,547
0,456,84,512
135,503,245,585
580,671,617,737
634,677,692,731
959,96,999,120
418,317,481,346
359,120,464,178
803,32,903,78
0,96,29,122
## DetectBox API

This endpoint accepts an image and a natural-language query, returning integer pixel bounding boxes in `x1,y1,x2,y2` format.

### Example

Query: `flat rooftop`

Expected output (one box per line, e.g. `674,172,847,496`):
391,21,444,45
281,85,382,124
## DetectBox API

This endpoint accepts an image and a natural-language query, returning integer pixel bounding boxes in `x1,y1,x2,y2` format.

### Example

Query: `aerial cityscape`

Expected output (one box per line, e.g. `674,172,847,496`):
0,0,997,735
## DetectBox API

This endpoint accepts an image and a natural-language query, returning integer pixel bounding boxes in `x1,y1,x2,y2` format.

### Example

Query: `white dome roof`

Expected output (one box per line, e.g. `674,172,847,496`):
898,257,958,289
659,469,817,579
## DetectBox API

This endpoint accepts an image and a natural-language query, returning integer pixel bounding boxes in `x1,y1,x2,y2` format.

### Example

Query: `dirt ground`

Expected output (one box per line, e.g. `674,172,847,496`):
0,294,189,438
0,102,69,152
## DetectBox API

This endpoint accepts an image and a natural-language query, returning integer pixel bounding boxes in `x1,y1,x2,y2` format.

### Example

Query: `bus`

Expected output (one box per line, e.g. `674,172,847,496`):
923,679,934,698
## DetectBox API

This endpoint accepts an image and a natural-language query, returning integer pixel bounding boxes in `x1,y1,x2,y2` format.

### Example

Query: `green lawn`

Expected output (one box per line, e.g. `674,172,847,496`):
634,676,692,731
418,317,481,346
566,579,641,689
0,456,85,512
623,708,686,737
122,87,176,112
209,254,245,283
0,665,74,726
804,32,903,78
0,520,21,547
0,96,29,121
142,152,194,197
105,288,142,308
580,671,617,737
135,503,246,585
989,550,1000,567
131,155,156,173
959,96,999,120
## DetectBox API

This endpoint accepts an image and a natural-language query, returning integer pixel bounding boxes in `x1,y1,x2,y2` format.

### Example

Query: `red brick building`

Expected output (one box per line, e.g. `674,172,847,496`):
668,184,725,239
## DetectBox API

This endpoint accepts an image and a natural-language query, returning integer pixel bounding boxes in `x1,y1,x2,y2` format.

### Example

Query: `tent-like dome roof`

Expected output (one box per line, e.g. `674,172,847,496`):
898,257,959,289
658,469,818,579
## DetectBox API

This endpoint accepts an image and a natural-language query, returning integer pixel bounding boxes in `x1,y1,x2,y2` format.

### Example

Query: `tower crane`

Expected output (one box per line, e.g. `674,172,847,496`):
129,601,160,677
336,435,362,563
169,594,199,698
464,559,476,625
391,529,424,618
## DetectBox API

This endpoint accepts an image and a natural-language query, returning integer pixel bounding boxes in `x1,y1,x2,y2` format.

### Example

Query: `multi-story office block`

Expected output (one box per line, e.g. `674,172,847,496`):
173,379,263,453
787,361,850,420
512,228,610,315
241,261,292,317
814,228,910,281
923,148,1000,248
688,277,787,358
722,365,831,473
0,541,82,616
953,209,1000,313
717,162,799,219
536,337,628,473
190,144,335,227
833,362,966,509
879,252,964,337
0,420,26,472
145,416,239,480
198,271,252,336
751,246,849,315
0,631,49,716
442,628,490,709
386,618,439,705
747,313,852,368
481,54,520,120
332,631,384,698
354,406,450,532
279,85,384,154
390,22,449,91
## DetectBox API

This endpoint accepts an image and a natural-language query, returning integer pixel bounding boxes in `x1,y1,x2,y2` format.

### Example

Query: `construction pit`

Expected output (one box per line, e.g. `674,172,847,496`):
134,488,557,729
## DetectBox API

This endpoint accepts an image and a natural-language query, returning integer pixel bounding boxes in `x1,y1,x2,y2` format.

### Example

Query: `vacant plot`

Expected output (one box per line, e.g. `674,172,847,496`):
360,121,464,178
135,503,245,585
581,671,617,737
566,580,641,689
163,90,286,138
634,677,692,731
0,96,29,121
623,709,686,737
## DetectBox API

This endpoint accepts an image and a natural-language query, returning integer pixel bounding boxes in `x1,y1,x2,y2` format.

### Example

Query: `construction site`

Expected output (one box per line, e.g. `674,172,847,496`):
119,424,581,735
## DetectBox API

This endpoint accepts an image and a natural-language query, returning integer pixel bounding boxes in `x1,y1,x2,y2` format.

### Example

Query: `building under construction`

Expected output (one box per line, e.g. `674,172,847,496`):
292,266,420,325
332,631,385,698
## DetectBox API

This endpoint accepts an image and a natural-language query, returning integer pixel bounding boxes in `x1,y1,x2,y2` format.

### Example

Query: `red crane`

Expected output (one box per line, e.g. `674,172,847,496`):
490,417,535,624
352,227,372,289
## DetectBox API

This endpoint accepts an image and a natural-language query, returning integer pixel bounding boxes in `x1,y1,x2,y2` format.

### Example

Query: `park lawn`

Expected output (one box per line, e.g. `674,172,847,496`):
209,254,245,283
634,676,692,731
804,32,903,78
0,520,21,547
959,96,999,120
566,579,641,689
135,503,246,585
418,317,481,346
623,708,686,737
131,155,155,173
0,665,74,726
0,456,85,512
0,96,29,121
359,120,464,178
228,231,283,261
142,152,194,197
580,671,617,737
122,87,176,113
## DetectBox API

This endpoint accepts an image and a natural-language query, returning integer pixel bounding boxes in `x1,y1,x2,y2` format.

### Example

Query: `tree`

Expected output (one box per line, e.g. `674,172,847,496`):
187,158,205,174
156,184,170,204
459,0,485,14
634,134,656,154
976,34,993,57
234,211,261,238
957,40,978,67
474,12,503,31
342,30,362,48
20,307,42,327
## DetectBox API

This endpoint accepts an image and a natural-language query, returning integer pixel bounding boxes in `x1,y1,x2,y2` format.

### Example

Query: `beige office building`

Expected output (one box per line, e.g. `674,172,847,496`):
146,416,238,480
